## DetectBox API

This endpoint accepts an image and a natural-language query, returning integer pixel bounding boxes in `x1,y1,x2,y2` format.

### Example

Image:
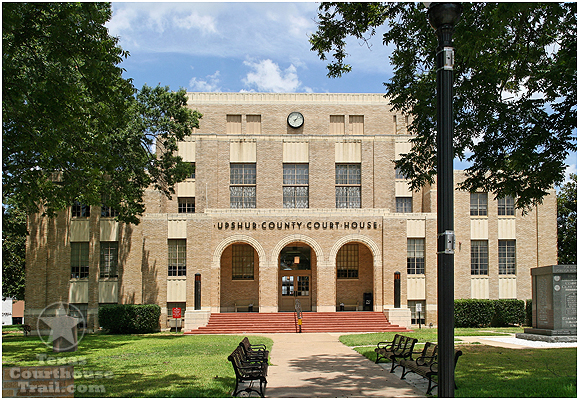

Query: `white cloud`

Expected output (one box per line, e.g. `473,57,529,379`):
242,60,301,93
189,71,221,92
173,12,217,35
565,164,577,182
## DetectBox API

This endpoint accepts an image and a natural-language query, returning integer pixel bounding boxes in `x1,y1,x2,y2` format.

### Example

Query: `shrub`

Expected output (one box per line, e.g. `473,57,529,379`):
98,304,161,334
491,299,525,327
454,299,495,328
526,299,533,326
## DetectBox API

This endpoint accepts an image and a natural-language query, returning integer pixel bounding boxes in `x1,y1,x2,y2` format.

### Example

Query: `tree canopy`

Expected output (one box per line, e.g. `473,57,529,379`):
2,200,26,300
557,174,577,265
310,2,577,211
3,2,201,225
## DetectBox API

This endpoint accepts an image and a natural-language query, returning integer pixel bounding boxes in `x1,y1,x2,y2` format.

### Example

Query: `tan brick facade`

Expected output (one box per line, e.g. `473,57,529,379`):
25,93,557,330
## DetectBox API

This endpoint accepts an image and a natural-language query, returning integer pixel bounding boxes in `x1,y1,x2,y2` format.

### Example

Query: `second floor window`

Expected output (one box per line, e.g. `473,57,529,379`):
168,239,186,276
470,193,488,216
71,242,89,279
230,163,256,208
100,242,118,278
101,205,119,218
407,239,425,275
283,164,309,208
471,240,488,275
336,164,361,208
396,197,413,213
499,240,516,275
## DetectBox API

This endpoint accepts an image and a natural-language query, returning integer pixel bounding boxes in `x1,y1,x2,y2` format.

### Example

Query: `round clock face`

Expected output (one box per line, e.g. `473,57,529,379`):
287,111,304,128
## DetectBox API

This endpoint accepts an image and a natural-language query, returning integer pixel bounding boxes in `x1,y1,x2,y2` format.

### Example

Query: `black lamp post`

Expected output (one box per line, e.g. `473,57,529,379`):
425,2,462,397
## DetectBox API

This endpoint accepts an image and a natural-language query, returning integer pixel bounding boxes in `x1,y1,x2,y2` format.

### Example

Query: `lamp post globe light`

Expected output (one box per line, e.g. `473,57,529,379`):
424,2,462,398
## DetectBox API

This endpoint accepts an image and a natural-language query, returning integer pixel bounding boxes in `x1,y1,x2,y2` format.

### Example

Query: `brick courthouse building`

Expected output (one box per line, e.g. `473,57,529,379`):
25,93,557,331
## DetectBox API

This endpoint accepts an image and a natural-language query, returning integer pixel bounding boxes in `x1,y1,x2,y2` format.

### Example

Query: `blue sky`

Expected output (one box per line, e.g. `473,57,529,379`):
107,2,576,180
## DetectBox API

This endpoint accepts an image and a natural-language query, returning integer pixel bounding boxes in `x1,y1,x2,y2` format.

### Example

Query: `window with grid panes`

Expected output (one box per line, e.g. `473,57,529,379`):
230,163,256,208
470,193,488,216
499,240,516,275
407,239,425,275
335,164,361,208
72,202,90,217
395,167,407,180
471,240,488,275
232,244,254,280
396,197,413,213
498,196,515,216
283,164,309,208
178,197,195,213
71,242,89,279
168,239,186,276
101,205,119,218
188,162,195,180
100,242,118,278
337,244,359,279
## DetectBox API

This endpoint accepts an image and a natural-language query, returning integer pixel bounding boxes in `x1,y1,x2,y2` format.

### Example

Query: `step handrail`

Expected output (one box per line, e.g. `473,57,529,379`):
294,298,302,333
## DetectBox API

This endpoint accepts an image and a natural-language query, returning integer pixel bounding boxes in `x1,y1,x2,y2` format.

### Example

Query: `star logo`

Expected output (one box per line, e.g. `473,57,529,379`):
36,302,86,352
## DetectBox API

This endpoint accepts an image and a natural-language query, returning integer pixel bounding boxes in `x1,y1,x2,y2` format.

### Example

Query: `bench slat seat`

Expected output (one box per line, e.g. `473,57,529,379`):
374,334,418,373
228,345,268,397
398,343,462,395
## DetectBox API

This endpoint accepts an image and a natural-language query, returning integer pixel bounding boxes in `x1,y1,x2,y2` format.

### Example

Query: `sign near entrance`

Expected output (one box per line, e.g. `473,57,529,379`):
172,308,182,319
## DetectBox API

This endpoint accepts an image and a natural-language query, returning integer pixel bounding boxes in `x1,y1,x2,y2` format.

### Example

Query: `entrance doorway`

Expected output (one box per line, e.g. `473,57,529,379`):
279,245,312,311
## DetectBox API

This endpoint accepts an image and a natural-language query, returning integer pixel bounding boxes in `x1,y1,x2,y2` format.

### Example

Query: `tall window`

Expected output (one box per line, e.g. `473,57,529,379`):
283,164,309,208
230,163,256,208
168,239,186,276
470,193,488,216
498,196,515,216
471,240,488,275
499,240,516,275
72,202,90,218
335,164,361,208
337,244,359,279
407,239,425,275
100,242,118,278
178,198,195,213
71,242,89,279
396,197,413,213
232,244,254,280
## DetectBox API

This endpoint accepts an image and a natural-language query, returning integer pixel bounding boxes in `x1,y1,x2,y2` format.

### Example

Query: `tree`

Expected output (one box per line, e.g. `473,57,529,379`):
3,3,201,225
2,201,27,300
310,3,577,211
557,174,577,265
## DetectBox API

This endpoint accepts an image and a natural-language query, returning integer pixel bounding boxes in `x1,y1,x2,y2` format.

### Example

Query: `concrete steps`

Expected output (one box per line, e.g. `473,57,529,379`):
185,311,412,334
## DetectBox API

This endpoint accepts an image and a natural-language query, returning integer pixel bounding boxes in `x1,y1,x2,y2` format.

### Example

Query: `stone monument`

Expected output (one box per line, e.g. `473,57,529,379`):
517,265,577,343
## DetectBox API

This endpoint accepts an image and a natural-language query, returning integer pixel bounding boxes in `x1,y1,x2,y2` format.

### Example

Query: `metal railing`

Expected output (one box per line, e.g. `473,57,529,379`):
294,297,302,333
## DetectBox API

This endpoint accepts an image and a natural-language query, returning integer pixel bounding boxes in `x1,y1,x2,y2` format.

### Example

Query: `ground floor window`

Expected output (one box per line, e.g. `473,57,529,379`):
337,243,359,279
232,244,254,280
408,300,426,325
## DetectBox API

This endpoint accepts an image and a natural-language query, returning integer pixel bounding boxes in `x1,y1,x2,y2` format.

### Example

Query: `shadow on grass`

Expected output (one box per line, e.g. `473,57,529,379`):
74,372,235,398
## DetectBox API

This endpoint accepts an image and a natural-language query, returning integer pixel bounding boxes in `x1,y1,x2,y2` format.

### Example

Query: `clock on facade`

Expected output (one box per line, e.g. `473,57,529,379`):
287,111,304,128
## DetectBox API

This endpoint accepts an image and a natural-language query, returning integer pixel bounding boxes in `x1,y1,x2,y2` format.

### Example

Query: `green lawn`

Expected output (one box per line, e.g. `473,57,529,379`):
343,329,577,398
2,332,273,397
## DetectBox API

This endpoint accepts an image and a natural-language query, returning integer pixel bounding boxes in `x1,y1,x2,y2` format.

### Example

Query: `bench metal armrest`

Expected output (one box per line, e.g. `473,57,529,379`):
249,343,267,350
376,341,393,349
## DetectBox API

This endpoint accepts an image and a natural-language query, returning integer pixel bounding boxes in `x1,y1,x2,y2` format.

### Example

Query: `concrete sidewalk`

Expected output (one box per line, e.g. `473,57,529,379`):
260,333,425,398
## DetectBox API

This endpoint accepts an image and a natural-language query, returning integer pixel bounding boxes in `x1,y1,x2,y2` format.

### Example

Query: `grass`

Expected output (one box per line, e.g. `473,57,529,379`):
2,324,26,333
341,329,577,398
2,332,273,397
338,327,523,347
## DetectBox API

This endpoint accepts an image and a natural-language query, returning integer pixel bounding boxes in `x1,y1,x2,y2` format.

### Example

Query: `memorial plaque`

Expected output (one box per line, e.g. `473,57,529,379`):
520,265,577,342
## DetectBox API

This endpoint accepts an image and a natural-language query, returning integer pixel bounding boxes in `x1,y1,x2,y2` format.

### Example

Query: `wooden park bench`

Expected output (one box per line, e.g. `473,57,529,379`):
398,342,463,395
338,299,359,311
228,344,268,397
374,334,418,373
234,300,256,312
239,337,269,363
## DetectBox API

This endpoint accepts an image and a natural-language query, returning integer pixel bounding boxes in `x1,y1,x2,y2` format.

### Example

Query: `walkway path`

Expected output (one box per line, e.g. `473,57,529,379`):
261,333,425,398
